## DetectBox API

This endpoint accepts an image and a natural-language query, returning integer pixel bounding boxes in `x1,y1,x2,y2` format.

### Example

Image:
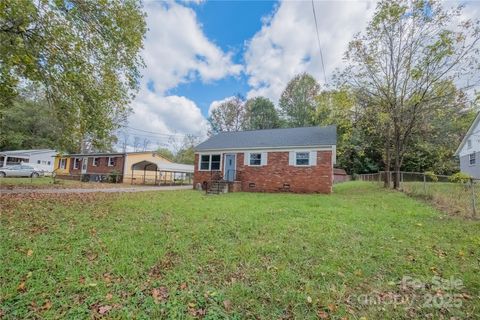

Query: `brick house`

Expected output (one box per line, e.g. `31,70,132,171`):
193,126,337,194
56,151,194,184
67,152,126,182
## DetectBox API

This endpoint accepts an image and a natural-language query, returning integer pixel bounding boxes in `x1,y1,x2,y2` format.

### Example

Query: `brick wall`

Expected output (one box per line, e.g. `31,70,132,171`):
69,156,125,175
192,154,221,189
193,151,333,194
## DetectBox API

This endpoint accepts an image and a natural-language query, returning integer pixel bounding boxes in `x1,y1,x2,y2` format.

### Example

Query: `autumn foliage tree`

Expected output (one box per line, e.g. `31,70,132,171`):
208,95,247,134
0,0,147,151
343,0,480,188
279,73,320,127
245,97,281,130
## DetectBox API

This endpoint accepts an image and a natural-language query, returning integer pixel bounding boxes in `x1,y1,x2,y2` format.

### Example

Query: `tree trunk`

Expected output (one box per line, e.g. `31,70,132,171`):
393,158,401,189
384,141,391,188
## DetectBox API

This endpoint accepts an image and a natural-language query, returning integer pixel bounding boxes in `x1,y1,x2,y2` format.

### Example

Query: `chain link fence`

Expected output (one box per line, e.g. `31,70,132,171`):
357,171,479,219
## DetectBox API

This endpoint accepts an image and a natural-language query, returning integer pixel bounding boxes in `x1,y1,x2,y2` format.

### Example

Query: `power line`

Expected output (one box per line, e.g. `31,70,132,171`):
120,126,195,137
311,0,328,85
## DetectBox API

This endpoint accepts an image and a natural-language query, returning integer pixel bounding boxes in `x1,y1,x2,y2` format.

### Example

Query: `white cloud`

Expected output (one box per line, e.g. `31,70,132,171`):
208,96,236,116
130,89,208,137
244,0,376,103
142,1,242,94
124,1,241,149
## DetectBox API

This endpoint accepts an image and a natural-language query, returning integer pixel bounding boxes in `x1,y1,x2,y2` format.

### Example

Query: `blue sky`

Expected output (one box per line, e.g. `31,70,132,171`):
166,1,277,112
120,0,480,150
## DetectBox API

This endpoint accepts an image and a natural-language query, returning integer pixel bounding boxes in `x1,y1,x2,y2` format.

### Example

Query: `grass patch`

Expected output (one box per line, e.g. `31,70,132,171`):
0,177,131,190
1,182,479,319
401,181,479,219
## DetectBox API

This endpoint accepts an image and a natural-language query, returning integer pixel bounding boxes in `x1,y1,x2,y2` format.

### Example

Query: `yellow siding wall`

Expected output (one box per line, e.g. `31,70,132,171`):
53,156,71,175
123,152,172,184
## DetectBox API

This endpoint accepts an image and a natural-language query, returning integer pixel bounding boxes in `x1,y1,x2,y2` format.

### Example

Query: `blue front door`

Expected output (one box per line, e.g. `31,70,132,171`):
224,154,236,181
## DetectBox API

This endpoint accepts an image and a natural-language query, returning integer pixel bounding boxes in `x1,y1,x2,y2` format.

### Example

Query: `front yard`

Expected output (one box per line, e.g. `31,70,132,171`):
0,177,134,190
1,182,479,319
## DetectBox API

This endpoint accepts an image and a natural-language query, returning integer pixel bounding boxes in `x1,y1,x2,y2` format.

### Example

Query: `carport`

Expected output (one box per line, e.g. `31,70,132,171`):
130,160,194,185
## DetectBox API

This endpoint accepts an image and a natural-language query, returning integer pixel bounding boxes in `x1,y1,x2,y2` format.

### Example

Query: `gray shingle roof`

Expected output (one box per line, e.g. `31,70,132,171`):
195,126,336,151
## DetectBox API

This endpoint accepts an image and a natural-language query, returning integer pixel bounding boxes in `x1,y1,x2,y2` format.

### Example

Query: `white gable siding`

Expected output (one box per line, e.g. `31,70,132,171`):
459,120,480,157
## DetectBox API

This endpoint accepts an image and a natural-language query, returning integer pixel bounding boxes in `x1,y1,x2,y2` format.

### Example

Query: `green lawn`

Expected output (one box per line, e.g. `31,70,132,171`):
0,177,82,189
0,177,130,189
401,181,480,219
1,182,479,319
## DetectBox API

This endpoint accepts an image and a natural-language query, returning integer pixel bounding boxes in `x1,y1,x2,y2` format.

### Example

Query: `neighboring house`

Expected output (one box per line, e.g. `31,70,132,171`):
53,154,72,175
123,151,173,184
194,126,337,194
0,149,57,171
455,112,480,178
67,152,126,182
55,151,194,184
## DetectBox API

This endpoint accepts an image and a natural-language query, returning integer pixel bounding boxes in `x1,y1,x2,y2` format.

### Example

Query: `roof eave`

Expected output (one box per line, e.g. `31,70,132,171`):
454,112,480,156
195,144,336,152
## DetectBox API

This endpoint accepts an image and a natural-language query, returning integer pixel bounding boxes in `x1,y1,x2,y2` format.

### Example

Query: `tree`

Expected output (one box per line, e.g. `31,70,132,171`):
0,0,147,151
208,95,247,134
401,83,475,175
279,73,320,127
343,0,480,188
244,97,281,130
0,96,61,151
156,148,175,161
169,134,199,164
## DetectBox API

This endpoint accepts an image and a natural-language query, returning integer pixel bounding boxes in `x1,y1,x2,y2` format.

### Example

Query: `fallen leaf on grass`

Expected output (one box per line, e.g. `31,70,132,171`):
152,287,169,304
317,310,328,319
27,249,33,256
103,273,112,283
41,300,52,311
179,282,188,290
306,296,313,304
223,300,232,311
17,281,26,292
327,303,337,312
188,306,206,317
105,293,113,301
98,305,112,315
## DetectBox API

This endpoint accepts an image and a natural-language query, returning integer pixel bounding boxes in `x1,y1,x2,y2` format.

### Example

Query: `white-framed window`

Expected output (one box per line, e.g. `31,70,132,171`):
93,157,99,166
244,152,267,166
47,161,51,165
249,153,262,166
59,158,67,169
73,158,80,169
289,151,317,167
469,152,476,165
37,160,41,164
199,154,221,171
108,157,116,167
295,152,310,166
468,139,472,149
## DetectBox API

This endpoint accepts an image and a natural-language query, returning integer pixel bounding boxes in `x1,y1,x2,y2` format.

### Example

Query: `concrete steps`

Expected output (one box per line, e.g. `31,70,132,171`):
207,181,228,194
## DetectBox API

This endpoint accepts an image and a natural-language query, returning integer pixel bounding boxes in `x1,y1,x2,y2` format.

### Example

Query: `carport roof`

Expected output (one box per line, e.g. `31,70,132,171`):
131,160,194,173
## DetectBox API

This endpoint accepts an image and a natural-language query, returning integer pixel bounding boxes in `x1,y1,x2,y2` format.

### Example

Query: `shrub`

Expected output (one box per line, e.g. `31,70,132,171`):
424,171,438,182
109,170,121,183
448,172,471,183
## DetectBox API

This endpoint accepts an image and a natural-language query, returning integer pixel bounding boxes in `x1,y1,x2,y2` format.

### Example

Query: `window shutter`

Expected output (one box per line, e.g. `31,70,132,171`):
289,151,295,166
261,152,268,166
244,152,250,165
309,151,317,166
